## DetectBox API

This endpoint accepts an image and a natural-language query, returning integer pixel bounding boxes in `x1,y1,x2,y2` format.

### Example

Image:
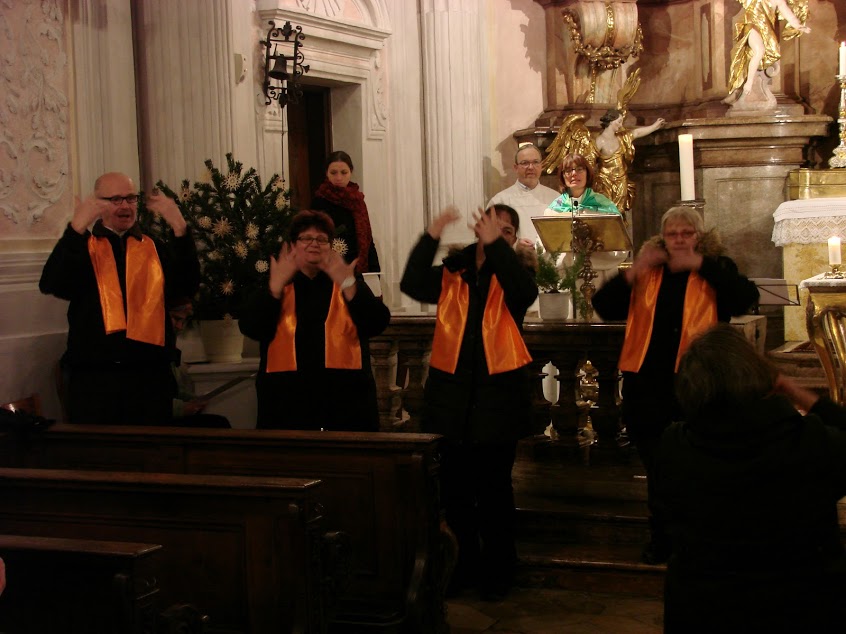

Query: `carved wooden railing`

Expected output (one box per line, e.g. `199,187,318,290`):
370,316,627,450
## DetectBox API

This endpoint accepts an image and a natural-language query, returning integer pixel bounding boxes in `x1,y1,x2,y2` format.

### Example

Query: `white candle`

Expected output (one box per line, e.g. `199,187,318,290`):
840,42,846,76
829,237,842,266
678,134,695,201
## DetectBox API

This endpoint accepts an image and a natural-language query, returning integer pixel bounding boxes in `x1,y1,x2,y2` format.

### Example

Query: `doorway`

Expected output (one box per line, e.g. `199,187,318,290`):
287,86,331,210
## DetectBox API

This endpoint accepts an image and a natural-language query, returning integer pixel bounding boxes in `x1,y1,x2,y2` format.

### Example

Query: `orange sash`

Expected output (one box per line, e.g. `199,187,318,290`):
618,267,717,373
88,234,165,346
430,270,531,375
266,282,362,372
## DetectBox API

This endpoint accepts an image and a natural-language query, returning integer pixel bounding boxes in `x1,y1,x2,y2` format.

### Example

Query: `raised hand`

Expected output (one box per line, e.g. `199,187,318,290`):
626,242,668,284
269,242,299,299
320,249,356,286
147,190,188,237
427,206,461,240
471,207,502,245
667,250,703,273
70,194,109,234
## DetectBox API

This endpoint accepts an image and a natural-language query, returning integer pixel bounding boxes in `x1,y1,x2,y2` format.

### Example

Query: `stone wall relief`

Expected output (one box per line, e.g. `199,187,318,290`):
0,0,69,234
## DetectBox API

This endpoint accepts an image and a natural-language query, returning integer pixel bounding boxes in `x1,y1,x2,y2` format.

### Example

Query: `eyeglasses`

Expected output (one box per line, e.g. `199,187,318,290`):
562,167,586,176
297,235,330,245
517,160,542,168
663,230,697,240
99,194,139,205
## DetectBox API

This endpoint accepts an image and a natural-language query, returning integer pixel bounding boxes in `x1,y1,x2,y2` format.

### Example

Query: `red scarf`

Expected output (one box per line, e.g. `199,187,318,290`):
314,180,374,272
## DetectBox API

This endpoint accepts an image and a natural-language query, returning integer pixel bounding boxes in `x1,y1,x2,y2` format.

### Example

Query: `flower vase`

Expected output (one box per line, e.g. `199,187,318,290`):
538,291,571,321
198,319,244,363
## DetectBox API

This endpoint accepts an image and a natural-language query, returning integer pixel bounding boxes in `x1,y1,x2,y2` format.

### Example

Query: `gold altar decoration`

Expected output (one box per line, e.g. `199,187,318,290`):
541,70,664,220
804,278,846,405
830,75,846,168
787,169,846,199
561,1,643,104
533,213,632,321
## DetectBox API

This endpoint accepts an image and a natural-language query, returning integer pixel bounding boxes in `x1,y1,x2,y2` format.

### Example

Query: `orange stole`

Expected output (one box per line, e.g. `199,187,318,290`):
430,270,531,375
618,267,717,373
87,234,165,346
266,282,362,372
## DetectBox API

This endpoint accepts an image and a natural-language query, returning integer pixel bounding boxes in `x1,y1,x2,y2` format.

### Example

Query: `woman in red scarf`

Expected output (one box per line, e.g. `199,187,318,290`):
312,151,380,273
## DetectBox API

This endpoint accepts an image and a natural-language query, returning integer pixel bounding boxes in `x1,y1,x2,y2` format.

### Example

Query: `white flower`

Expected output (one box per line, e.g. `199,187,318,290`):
332,238,349,256
255,260,269,273
197,216,212,229
271,175,286,191
219,280,235,295
234,241,248,260
212,218,232,237
275,192,288,210
223,172,240,191
246,222,259,240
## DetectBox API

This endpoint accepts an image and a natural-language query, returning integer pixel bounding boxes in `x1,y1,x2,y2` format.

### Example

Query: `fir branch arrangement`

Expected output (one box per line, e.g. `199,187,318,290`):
140,153,295,320
535,245,586,317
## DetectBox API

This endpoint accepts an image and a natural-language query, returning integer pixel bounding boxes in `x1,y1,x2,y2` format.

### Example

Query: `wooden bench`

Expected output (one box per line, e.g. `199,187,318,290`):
0,467,325,634
4,425,448,633
0,534,165,633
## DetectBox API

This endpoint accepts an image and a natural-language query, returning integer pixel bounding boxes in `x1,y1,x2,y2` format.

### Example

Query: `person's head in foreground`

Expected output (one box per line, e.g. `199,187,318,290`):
676,324,776,422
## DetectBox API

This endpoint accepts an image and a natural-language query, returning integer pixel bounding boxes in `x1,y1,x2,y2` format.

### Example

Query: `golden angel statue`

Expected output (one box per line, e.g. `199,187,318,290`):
725,0,810,104
541,70,664,221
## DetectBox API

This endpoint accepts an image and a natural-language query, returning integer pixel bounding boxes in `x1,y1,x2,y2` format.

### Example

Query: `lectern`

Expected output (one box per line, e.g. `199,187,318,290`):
532,213,633,320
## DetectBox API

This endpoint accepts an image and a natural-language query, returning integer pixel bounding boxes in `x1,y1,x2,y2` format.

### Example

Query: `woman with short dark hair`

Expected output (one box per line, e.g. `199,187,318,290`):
239,210,390,430
657,324,846,633
544,153,620,216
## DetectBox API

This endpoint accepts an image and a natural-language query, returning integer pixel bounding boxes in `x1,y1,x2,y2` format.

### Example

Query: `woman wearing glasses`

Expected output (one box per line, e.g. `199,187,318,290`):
544,153,620,216
239,210,390,430
591,206,758,566
312,150,380,274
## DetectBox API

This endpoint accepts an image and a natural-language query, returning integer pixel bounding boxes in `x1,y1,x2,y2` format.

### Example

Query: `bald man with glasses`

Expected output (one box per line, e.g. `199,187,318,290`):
487,144,559,243
40,172,200,425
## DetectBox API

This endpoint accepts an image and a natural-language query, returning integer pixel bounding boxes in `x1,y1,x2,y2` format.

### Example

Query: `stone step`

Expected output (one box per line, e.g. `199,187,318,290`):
516,499,649,546
516,541,665,598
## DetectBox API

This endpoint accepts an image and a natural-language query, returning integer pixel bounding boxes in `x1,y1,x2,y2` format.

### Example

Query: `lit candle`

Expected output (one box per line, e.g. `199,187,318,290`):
840,42,846,76
829,236,842,266
678,134,695,201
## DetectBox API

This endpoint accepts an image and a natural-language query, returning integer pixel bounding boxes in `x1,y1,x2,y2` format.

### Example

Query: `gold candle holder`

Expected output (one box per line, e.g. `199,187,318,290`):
824,264,845,279
830,74,846,168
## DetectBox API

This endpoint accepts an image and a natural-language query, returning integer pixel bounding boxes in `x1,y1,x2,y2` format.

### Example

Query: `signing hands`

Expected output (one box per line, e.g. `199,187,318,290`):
427,206,461,240
269,243,299,299
147,190,188,236
70,195,111,234
471,207,503,245
626,242,668,284
320,249,358,299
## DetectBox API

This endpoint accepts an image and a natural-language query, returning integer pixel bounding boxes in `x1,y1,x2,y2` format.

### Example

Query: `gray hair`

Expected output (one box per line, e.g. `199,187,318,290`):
514,143,542,165
661,206,704,234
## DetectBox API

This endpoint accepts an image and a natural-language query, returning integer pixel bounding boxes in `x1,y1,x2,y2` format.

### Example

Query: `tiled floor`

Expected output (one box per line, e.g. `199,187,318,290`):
447,587,663,634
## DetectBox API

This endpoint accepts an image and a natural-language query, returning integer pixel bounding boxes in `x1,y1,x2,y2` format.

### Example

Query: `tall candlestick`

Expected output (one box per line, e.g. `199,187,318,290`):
678,134,695,200
829,236,842,266
840,42,846,76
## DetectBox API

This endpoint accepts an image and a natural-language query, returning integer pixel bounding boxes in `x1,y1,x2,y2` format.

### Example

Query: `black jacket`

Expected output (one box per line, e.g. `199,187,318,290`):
39,221,200,367
656,396,846,633
311,196,380,272
238,272,390,430
400,234,537,444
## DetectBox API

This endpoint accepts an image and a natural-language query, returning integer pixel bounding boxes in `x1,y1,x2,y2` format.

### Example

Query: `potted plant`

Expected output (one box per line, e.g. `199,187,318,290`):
535,246,585,320
141,154,295,362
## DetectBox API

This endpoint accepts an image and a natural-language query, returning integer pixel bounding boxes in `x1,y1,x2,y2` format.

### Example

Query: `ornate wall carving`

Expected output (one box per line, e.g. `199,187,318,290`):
0,0,70,237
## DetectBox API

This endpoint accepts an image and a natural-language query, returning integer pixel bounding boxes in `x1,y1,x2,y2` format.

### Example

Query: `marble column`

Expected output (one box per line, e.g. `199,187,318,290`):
133,0,237,189
420,0,485,245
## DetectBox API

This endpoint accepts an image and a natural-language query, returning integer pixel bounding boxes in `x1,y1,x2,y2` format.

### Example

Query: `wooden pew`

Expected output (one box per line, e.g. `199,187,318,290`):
0,467,325,634
0,534,165,634
4,425,448,633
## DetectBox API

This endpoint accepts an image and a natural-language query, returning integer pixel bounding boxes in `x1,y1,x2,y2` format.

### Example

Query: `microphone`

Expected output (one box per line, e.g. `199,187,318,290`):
572,199,579,215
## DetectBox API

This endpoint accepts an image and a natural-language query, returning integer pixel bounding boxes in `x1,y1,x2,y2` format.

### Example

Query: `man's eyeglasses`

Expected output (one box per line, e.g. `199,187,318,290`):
100,194,139,205
663,230,697,240
297,236,330,245
517,160,542,168
562,167,586,176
